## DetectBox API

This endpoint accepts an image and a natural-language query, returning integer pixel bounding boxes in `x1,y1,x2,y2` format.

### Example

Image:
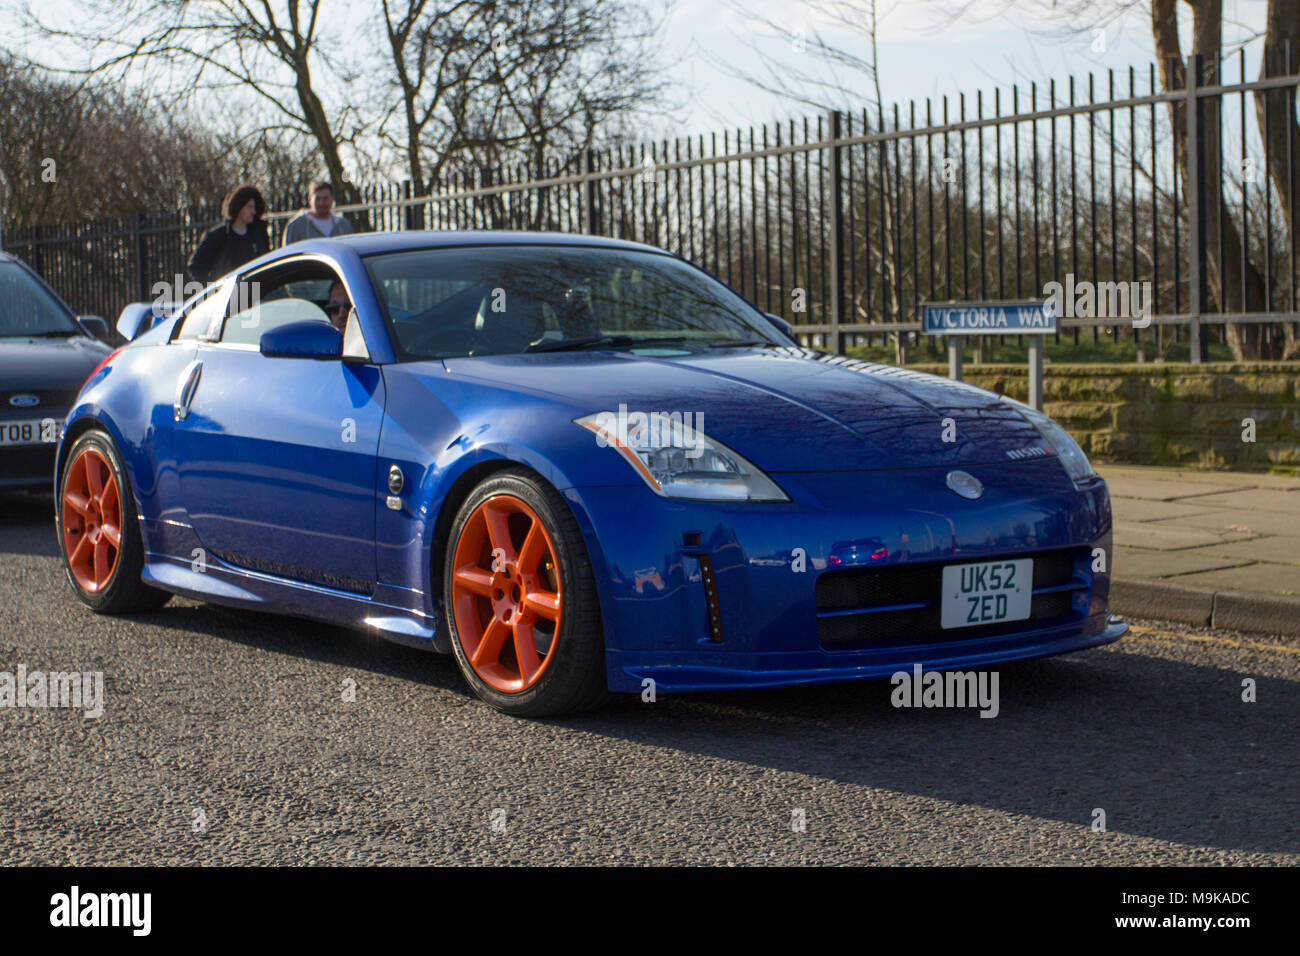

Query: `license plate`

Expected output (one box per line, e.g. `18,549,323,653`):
940,558,1032,629
0,419,58,447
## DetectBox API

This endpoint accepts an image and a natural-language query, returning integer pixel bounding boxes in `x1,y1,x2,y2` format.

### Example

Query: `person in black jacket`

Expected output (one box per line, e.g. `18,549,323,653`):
187,184,271,284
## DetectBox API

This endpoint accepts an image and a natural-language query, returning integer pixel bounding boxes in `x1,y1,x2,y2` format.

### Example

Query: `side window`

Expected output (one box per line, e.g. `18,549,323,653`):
222,298,331,346
175,283,232,341
220,267,335,346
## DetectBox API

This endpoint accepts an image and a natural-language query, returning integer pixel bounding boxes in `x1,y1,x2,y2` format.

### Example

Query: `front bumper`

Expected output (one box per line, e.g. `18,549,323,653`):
0,441,58,491
567,458,1122,693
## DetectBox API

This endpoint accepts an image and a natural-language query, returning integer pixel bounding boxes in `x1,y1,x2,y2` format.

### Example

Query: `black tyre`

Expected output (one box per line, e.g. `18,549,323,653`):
443,469,609,716
57,428,171,614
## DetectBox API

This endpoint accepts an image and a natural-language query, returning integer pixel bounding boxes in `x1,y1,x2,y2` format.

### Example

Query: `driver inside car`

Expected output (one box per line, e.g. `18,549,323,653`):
324,280,351,333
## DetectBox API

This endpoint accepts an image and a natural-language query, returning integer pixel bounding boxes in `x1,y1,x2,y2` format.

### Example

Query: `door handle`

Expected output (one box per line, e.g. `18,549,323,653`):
173,360,203,421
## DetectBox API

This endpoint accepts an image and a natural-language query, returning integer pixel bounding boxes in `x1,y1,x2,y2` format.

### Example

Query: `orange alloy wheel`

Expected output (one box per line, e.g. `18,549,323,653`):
61,447,122,593
450,494,563,693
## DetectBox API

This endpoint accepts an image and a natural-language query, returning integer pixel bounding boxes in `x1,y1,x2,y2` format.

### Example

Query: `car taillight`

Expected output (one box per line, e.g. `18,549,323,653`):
81,347,123,392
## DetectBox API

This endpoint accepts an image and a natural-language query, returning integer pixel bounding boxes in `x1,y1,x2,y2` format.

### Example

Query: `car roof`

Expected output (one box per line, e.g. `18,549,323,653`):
277,229,674,259
0,231,672,268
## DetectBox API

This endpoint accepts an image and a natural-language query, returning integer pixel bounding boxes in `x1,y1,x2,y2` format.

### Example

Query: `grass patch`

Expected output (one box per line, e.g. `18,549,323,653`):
845,336,1236,365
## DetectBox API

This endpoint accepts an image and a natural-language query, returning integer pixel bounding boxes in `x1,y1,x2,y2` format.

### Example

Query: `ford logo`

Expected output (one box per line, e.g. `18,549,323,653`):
945,470,984,500
8,394,39,408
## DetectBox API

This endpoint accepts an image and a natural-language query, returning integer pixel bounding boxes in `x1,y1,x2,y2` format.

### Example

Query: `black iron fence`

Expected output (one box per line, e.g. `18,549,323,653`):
5,50,1299,360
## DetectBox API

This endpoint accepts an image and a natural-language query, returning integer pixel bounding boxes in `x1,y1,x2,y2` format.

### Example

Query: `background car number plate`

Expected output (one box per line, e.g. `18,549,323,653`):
941,558,1033,629
0,419,56,447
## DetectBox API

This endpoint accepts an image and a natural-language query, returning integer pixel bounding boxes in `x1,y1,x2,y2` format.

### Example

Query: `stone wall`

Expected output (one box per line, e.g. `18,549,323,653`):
910,362,1300,474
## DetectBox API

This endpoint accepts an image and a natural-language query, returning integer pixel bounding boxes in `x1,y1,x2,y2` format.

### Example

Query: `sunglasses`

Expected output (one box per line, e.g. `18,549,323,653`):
324,302,346,316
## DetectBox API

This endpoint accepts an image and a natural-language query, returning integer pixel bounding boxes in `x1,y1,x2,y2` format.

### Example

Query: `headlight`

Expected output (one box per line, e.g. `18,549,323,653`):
575,411,789,501
1004,399,1096,485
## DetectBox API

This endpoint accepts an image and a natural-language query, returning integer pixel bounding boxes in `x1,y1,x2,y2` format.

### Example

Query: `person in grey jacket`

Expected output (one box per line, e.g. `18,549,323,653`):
282,181,355,246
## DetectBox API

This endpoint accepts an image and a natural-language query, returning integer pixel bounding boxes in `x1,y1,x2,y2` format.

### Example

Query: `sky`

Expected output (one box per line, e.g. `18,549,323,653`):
654,0,1270,138
1,0,1274,162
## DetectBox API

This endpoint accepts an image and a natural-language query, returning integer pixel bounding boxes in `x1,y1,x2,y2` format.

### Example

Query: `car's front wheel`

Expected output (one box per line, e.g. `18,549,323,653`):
443,469,609,716
57,428,171,614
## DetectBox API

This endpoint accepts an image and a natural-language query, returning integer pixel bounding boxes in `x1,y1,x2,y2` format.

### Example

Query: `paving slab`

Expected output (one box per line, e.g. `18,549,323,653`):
1188,537,1300,566
1102,467,1300,636
1099,474,1250,502
1100,464,1288,488
1150,509,1300,538
1115,519,1260,550
1163,562,1300,597
1109,498,1223,522
1113,547,1253,579
1170,487,1300,515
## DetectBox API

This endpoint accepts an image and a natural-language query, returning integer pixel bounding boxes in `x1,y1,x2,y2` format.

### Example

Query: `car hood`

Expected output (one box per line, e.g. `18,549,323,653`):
0,336,111,391
440,346,1055,473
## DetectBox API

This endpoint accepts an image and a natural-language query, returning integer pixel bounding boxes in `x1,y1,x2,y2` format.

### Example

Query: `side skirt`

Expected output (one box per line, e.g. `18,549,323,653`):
141,551,449,653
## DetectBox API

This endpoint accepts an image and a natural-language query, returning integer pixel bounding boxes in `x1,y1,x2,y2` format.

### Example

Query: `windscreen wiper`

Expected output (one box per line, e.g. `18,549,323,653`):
524,334,639,353
525,334,762,353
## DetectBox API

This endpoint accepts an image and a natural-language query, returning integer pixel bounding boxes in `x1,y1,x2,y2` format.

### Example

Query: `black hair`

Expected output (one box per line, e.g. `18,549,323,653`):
222,184,267,221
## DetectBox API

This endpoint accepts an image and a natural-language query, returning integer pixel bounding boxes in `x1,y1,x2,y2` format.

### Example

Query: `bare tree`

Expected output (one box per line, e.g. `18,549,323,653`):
1150,0,1270,359
22,0,366,207
377,0,673,230
714,0,910,360
378,0,497,202
0,54,309,228
1255,0,1300,357
941,0,1287,358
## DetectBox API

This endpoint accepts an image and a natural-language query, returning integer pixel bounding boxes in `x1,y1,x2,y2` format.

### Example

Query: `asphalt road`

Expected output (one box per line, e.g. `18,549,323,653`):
2,490,1296,865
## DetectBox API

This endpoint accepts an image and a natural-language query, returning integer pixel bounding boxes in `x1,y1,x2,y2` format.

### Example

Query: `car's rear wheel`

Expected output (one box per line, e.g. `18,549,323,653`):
443,470,609,716
58,429,171,614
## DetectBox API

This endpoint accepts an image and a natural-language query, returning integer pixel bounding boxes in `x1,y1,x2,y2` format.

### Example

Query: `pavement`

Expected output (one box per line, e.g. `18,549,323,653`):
1103,465,1300,638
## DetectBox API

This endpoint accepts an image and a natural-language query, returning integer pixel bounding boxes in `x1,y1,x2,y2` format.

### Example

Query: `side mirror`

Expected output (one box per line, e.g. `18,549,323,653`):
260,320,343,359
116,302,170,341
78,315,112,341
765,312,796,340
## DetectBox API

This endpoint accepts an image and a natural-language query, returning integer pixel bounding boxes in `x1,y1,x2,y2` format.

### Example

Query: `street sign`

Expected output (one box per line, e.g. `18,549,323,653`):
921,301,1056,411
922,301,1057,335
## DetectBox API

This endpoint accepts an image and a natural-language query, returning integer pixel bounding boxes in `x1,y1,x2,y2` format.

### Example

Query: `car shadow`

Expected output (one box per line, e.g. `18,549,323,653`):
552,648,1298,857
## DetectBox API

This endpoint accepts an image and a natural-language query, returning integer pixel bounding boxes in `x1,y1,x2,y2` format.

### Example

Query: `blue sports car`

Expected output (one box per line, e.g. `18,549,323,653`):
56,231,1125,715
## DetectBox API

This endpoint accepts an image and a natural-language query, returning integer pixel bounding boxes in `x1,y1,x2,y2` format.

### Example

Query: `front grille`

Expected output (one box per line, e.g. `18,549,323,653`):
1,389,76,411
815,549,1084,648
0,443,57,486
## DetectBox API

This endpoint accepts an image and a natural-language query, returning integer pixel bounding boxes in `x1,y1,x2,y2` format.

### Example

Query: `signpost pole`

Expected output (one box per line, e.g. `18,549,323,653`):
1027,335,1044,411
924,301,1054,396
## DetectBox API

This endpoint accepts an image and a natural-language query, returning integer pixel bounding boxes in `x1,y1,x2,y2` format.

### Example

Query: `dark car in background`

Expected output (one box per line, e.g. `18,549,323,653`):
0,252,113,491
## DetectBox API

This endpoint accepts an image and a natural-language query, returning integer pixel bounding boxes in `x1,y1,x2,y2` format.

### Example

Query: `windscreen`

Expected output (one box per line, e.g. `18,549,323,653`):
0,263,80,337
363,245,786,360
